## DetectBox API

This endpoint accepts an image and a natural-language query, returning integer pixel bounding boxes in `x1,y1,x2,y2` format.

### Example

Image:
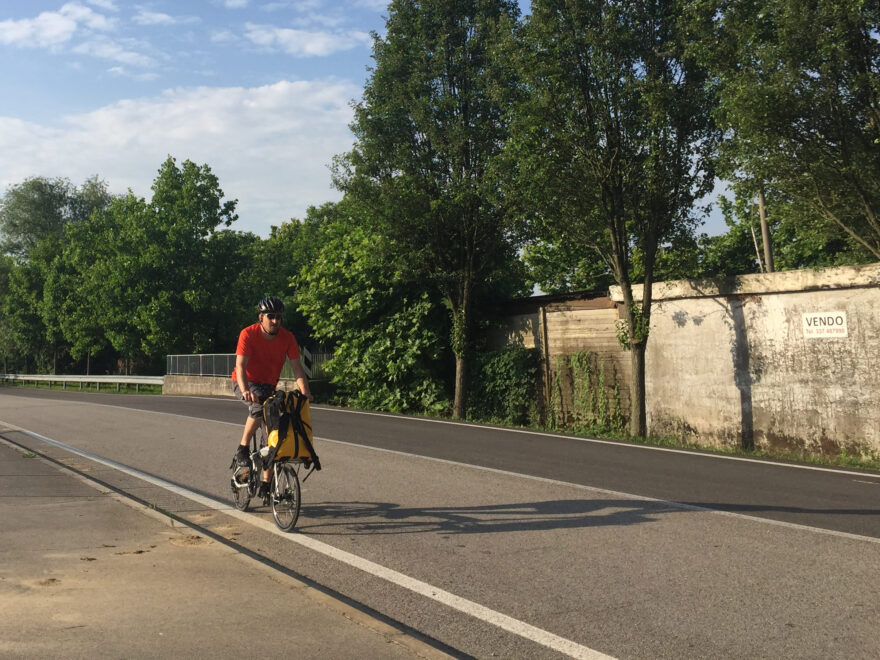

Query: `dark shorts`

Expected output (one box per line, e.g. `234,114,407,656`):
231,381,275,419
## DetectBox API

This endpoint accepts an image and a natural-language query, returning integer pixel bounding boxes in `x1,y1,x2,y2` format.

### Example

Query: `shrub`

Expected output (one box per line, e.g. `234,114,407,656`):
467,346,541,426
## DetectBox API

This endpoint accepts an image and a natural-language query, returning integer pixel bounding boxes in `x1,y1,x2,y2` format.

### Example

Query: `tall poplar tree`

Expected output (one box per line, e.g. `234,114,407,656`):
505,0,718,436
335,0,521,419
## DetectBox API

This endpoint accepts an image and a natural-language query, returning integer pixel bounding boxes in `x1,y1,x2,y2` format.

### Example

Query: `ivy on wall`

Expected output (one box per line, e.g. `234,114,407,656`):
549,350,624,434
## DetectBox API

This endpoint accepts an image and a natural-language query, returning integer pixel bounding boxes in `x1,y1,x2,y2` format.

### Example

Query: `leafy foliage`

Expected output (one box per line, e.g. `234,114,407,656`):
52,158,239,372
336,0,522,418
467,346,541,426
504,0,719,435
548,351,625,433
0,176,113,372
296,202,450,414
253,202,337,342
711,0,880,259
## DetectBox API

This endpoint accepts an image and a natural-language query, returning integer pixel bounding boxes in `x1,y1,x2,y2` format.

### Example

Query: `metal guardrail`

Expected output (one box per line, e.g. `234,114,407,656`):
168,349,320,379
0,374,163,392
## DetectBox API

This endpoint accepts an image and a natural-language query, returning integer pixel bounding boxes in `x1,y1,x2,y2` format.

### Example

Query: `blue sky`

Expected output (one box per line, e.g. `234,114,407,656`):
0,1,723,237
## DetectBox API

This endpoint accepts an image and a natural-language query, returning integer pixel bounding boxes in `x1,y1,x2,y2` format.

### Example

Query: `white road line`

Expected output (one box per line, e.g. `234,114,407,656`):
322,438,880,545
309,405,880,479
2,394,879,543
9,389,878,479
2,423,613,660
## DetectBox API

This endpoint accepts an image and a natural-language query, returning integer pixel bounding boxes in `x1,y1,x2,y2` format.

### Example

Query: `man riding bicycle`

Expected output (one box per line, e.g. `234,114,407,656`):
231,296,313,499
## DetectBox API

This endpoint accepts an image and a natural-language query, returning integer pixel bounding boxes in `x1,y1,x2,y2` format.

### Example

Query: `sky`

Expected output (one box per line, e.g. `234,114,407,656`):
0,0,724,238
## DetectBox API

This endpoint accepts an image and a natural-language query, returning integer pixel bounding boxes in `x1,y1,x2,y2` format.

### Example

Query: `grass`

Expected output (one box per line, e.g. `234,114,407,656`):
0,381,162,395
529,422,880,472
6,379,878,472
442,409,880,472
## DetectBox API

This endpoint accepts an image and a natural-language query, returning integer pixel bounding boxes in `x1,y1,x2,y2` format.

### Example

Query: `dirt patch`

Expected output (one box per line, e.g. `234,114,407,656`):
169,534,211,547
114,549,150,556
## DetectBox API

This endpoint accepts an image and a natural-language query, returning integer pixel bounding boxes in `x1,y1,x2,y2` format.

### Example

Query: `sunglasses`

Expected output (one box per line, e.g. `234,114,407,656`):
262,313,282,320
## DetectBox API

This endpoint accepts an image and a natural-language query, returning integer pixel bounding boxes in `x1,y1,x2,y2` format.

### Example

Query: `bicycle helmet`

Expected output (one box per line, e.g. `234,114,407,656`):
257,296,284,314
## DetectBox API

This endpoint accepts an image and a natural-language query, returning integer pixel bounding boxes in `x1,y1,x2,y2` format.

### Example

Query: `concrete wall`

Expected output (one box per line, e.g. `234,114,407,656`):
611,263,880,456
163,376,303,397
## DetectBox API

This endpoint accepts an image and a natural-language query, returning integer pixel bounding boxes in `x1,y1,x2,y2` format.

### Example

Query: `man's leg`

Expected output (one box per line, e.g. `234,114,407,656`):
232,380,265,466
240,415,261,448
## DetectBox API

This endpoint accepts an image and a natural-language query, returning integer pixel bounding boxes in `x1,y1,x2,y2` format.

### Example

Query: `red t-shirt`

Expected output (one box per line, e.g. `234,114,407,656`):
230,323,301,387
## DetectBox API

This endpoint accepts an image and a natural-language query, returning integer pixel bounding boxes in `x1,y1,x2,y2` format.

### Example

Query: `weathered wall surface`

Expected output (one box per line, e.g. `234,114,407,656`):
613,263,880,455
163,375,302,397
490,296,631,427
164,375,232,397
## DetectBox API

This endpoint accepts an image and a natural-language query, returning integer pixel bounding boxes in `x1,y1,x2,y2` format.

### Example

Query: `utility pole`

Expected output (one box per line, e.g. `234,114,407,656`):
750,224,765,273
758,186,774,272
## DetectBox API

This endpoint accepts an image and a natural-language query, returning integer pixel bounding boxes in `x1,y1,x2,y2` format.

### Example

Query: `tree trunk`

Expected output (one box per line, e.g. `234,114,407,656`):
452,352,468,420
450,288,472,420
618,280,649,439
629,341,647,437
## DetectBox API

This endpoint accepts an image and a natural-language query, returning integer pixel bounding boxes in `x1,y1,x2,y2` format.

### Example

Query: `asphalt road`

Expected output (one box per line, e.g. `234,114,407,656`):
1,388,878,659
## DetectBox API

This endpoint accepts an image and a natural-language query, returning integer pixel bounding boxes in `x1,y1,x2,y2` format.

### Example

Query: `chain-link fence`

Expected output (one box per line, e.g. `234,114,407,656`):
167,349,327,379
166,354,236,377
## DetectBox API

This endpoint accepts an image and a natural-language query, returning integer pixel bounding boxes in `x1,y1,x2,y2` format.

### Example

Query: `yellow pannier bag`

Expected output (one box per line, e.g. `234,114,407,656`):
262,390,320,470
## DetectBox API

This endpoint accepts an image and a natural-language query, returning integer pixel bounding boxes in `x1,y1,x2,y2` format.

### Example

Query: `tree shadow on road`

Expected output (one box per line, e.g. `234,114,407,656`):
297,497,880,536
297,498,684,535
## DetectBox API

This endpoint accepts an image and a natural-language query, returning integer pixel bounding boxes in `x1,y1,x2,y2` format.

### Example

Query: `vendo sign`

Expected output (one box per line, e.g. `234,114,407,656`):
802,311,848,339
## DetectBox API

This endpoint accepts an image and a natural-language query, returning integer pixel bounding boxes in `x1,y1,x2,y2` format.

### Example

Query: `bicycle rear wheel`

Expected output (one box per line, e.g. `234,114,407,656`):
271,463,301,531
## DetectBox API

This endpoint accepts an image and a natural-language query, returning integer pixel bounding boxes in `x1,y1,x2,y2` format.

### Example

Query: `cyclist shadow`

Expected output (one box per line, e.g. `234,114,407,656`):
297,498,683,536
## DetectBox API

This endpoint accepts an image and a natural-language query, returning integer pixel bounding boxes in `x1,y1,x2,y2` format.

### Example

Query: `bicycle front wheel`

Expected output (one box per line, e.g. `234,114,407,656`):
271,463,301,531
230,466,251,511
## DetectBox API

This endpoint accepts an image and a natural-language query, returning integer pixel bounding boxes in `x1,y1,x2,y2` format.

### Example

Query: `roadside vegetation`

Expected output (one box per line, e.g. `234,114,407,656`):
0,381,162,396
1,0,877,465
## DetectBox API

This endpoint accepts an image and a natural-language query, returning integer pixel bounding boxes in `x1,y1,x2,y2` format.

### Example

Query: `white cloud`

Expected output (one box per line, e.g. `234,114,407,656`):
0,2,112,49
86,0,118,10
210,29,237,43
244,23,371,57
224,0,249,8
0,80,359,234
353,0,391,10
72,36,156,68
108,65,159,81
262,2,293,11
132,10,200,26
60,2,114,30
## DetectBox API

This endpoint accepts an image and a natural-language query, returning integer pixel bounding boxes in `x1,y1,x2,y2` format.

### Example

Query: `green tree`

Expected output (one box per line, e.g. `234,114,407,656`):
2,261,49,371
142,157,238,358
706,190,875,276
252,203,333,344
712,0,880,260
0,177,71,258
335,0,522,419
522,240,615,295
0,255,14,372
297,202,450,413
505,0,718,436
64,193,152,371
0,176,113,373
203,228,263,353
62,158,238,372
